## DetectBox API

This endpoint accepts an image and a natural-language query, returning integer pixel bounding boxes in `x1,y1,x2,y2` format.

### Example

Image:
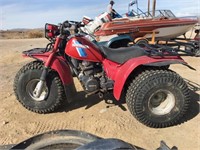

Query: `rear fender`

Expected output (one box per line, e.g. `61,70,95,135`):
112,56,187,100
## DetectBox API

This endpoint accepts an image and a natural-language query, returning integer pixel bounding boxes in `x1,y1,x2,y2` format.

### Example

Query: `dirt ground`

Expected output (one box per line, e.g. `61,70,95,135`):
0,38,199,150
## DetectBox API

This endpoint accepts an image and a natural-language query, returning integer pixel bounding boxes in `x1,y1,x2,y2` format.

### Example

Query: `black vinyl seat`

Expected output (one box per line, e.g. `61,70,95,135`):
100,46,147,64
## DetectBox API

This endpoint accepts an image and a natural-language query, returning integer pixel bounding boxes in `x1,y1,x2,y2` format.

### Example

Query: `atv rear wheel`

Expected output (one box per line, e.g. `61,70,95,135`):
126,69,190,128
14,61,66,113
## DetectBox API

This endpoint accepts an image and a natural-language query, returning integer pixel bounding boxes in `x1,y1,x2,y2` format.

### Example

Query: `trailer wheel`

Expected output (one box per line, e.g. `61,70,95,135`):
126,69,190,128
13,61,66,114
135,39,148,46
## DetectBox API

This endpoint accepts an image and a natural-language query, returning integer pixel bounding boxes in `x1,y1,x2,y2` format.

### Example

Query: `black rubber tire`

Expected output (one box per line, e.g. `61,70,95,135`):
135,39,148,47
11,130,101,149
126,69,190,128
13,61,66,114
160,65,170,70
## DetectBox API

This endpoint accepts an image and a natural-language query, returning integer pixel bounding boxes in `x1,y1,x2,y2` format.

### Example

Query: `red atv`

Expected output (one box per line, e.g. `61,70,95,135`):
14,21,192,128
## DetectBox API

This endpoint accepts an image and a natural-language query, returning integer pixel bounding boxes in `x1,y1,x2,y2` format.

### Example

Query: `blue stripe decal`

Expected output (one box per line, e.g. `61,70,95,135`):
77,47,87,57
74,40,87,57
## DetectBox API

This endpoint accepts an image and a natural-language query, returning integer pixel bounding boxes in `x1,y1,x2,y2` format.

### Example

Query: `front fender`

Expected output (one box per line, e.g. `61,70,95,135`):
113,56,186,100
23,51,76,101
24,53,73,85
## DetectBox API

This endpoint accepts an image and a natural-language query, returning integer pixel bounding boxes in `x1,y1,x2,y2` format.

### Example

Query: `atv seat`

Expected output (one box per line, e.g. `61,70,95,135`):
100,46,147,64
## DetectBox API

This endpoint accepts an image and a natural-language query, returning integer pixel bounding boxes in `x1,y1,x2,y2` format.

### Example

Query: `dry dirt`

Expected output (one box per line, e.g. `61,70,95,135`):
0,38,199,150
0,30,44,39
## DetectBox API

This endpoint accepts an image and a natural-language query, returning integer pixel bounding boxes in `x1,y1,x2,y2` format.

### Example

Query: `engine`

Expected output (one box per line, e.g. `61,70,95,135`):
78,61,99,92
71,59,113,94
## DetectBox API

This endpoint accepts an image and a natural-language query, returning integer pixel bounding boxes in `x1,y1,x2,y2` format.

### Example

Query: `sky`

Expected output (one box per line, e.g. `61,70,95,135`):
0,0,199,30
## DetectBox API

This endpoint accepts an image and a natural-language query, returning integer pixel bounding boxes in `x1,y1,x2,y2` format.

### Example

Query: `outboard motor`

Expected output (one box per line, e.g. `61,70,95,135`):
81,12,112,35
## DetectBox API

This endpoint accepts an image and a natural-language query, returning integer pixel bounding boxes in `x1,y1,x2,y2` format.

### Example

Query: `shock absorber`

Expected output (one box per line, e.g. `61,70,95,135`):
33,67,48,99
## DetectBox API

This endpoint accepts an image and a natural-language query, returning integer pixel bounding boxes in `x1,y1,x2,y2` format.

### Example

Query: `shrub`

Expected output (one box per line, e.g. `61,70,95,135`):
28,30,44,38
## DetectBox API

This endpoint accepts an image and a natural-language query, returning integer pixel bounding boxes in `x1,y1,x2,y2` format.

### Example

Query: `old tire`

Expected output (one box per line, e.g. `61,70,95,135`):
126,69,190,128
13,61,66,113
11,130,101,149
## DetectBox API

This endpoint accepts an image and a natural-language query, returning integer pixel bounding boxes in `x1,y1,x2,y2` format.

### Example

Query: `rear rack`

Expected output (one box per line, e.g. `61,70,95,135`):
139,42,200,57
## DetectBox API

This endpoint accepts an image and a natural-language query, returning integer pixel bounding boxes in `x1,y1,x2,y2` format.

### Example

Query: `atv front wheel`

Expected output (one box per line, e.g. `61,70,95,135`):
14,61,66,113
126,69,190,128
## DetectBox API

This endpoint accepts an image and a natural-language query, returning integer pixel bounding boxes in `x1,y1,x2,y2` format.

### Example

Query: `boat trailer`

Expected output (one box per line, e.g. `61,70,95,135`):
134,28,200,57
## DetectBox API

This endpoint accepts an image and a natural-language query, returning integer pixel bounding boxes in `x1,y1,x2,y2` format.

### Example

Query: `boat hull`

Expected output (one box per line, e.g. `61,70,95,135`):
145,24,195,40
94,17,198,40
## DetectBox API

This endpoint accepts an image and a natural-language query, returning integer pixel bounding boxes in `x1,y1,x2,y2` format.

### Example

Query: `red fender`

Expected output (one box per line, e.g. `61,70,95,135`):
23,52,73,85
103,56,186,100
23,52,76,102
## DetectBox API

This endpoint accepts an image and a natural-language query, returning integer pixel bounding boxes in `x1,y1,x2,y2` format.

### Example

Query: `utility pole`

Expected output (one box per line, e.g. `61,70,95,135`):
148,0,150,17
151,0,157,44
152,0,156,17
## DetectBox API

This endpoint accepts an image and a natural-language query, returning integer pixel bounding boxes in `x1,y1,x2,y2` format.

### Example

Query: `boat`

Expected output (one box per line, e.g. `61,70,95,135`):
94,10,198,41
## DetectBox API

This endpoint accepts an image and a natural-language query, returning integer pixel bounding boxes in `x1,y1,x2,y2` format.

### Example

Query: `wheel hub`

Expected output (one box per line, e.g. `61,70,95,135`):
26,79,48,102
148,89,175,115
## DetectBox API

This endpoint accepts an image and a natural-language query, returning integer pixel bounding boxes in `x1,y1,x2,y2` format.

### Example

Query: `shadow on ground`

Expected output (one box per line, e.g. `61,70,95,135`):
180,79,200,124
58,92,127,113
58,78,199,127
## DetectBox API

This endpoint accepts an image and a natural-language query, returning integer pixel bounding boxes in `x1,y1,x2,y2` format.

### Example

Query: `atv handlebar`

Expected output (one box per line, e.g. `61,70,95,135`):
60,20,83,35
45,20,86,43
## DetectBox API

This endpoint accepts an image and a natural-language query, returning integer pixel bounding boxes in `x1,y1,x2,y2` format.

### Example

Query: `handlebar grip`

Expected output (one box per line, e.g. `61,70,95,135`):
63,21,72,28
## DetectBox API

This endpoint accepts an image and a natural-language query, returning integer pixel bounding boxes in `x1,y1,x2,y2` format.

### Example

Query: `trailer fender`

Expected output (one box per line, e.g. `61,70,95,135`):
106,35,133,48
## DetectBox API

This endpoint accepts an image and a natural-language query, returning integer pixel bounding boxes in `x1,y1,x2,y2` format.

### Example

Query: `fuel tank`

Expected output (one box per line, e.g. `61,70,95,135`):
65,36,104,62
